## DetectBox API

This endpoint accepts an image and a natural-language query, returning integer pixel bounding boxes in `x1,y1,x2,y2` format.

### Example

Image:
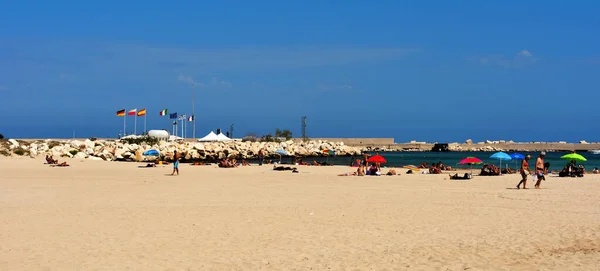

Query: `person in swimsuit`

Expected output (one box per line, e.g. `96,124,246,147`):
171,150,179,176
258,148,264,166
516,154,531,189
534,152,546,188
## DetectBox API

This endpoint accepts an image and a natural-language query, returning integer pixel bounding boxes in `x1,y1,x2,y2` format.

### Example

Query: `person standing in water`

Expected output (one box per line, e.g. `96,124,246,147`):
516,154,531,189
171,150,180,176
534,152,546,189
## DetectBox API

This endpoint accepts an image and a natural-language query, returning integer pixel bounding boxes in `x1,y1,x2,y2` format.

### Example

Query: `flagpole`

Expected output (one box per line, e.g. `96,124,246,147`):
192,83,195,139
134,111,137,135
124,108,127,136
144,114,147,134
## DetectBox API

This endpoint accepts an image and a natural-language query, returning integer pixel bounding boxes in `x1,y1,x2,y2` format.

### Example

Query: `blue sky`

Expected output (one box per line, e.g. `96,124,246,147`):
1,1,599,142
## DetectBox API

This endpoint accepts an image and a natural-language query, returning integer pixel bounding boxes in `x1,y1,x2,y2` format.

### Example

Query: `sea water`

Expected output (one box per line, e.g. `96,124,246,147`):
279,151,600,171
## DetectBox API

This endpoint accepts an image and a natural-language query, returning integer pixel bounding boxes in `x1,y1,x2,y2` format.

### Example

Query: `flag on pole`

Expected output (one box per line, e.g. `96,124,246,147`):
116,109,125,116
169,113,178,119
188,115,194,121
128,109,137,116
137,109,146,116
159,109,168,116
178,114,186,120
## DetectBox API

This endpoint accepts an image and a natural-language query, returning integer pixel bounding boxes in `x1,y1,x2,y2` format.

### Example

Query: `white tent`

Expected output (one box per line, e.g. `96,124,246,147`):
198,131,219,142
216,133,232,141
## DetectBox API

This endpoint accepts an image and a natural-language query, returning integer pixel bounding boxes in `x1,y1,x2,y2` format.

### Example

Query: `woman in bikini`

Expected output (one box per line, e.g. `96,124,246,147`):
516,154,531,189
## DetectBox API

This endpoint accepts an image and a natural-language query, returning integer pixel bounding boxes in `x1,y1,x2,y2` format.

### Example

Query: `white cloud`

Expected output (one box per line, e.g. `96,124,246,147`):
178,74,232,88
517,50,532,57
211,77,232,87
177,74,204,86
469,49,538,68
317,84,355,91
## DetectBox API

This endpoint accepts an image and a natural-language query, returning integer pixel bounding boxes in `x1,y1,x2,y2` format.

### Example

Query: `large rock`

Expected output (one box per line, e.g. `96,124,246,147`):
8,139,19,147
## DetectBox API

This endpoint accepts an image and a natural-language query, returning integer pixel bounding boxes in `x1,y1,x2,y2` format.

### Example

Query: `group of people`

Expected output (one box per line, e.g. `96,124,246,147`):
516,152,548,189
418,162,453,174
558,160,585,177
45,155,69,167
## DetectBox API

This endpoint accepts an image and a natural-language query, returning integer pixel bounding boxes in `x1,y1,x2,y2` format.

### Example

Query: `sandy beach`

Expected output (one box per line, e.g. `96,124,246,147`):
1,157,599,270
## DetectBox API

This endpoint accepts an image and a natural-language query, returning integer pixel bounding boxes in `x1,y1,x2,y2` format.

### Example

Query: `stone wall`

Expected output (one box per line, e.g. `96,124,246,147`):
293,138,395,146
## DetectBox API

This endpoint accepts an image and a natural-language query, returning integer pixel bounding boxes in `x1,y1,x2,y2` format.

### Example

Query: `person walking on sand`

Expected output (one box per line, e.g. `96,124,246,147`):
534,152,546,189
258,148,264,166
171,150,180,176
516,154,531,189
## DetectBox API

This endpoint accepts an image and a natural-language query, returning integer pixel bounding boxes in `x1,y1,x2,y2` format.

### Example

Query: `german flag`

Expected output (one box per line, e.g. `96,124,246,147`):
137,108,146,116
116,109,125,116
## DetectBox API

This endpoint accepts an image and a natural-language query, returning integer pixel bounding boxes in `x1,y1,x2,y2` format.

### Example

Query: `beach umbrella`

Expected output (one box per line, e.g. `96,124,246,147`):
322,149,335,162
143,149,159,156
458,157,483,174
490,152,512,173
367,155,386,164
560,153,587,162
459,157,483,165
275,149,288,163
510,153,525,170
275,149,288,156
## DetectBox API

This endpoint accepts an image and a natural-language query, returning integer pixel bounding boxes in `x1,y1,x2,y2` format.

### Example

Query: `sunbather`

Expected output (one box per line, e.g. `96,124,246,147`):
45,155,58,164
273,165,298,172
449,173,472,180
338,165,365,176
480,164,500,176
51,162,69,167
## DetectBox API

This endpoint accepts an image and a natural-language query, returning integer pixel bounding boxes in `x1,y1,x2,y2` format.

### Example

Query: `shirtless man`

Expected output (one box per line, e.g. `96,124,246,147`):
534,152,546,189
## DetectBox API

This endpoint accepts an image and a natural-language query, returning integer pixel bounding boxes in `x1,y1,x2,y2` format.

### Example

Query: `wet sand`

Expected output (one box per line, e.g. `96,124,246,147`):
1,157,599,270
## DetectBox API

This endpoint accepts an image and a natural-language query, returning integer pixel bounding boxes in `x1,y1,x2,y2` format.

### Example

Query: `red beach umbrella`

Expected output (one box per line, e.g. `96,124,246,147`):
458,157,483,165
367,155,386,164
458,157,482,175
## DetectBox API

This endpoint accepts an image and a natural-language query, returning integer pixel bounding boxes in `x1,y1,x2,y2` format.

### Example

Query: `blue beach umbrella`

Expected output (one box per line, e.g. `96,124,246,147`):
510,153,525,170
143,149,160,156
275,149,288,156
490,152,512,171
275,149,288,163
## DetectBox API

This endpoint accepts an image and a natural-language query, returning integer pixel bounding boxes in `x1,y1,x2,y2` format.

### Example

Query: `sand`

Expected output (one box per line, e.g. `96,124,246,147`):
1,157,599,270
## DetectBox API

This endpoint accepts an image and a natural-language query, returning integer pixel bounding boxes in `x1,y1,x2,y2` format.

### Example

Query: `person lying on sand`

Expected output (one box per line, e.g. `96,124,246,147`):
449,173,472,180
45,155,58,164
241,159,251,166
385,169,398,176
273,165,298,172
218,159,236,168
418,162,428,169
50,162,69,167
138,163,157,168
592,167,599,174
501,167,514,174
338,165,365,176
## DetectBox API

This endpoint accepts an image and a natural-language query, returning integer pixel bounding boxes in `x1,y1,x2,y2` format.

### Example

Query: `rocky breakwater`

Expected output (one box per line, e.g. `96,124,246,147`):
0,139,364,162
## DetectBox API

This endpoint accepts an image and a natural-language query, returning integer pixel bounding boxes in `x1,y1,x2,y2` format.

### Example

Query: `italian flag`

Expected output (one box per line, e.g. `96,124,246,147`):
159,109,168,116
